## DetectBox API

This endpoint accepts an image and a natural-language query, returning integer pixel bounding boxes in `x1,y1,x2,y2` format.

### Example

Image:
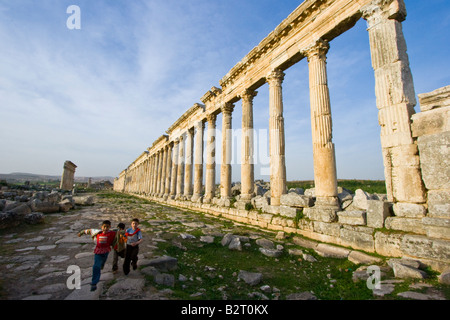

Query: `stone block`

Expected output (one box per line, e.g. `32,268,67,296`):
417,85,450,112
339,226,375,252
292,236,319,249
375,231,404,258
411,106,450,137
313,221,341,237
417,131,450,190
337,210,366,226
352,189,371,210
427,190,450,218
304,207,337,223
279,205,300,218
393,202,426,218
422,217,450,240
401,235,450,262
280,193,314,207
367,200,391,228
385,217,426,235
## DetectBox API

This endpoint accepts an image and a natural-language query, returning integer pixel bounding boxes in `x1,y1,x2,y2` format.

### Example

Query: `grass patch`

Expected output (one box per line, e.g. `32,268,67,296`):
287,179,386,194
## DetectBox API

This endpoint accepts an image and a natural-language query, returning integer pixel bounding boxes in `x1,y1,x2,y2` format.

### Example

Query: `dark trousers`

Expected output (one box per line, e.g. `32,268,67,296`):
123,244,139,275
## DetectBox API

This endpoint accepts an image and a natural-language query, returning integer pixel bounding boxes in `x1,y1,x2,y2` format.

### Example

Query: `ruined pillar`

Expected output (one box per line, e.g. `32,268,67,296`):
362,0,425,203
204,113,217,203
149,154,156,195
266,69,287,206
220,103,234,200
184,128,194,199
192,121,204,202
176,135,185,199
170,139,179,199
159,147,167,197
164,143,173,199
239,89,257,201
302,39,339,207
60,160,77,191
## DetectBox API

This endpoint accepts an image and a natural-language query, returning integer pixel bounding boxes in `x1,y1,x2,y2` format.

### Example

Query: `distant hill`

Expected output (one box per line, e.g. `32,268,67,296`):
0,172,115,183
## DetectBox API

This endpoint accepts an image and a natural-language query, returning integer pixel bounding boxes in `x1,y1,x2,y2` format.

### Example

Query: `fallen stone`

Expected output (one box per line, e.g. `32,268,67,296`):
106,278,145,299
259,247,282,258
392,263,427,279
238,270,262,286
256,238,275,249
439,269,450,285
228,237,242,251
73,196,95,206
397,291,445,300
286,292,317,300
315,244,350,259
348,251,382,265
147,256,178,272
155,273,175,287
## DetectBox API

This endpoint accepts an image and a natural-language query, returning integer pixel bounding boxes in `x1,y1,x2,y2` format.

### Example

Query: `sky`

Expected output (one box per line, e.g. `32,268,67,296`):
0,0,449,182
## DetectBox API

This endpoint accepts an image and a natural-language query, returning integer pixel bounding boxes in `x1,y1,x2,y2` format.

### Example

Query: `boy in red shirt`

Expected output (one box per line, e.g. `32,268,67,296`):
78,220,116,291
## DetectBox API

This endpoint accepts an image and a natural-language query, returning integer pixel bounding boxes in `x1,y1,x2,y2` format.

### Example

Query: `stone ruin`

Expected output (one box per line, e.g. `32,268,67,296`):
114,0,449,272
60,160,77,191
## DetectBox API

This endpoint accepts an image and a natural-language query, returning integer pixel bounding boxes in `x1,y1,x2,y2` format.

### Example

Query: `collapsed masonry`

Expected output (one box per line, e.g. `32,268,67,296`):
114,0,450,272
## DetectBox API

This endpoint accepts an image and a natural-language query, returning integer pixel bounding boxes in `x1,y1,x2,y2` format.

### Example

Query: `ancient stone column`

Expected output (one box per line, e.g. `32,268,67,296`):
159,147,167,197
60,160,77,191
184,128,194,199
239,89,257,201
266,69,287,206
176,135,185,199
192,121,204,202
155,150,163,196
302,39,338,207
149,155,156,195
204,113,217,203
362,0,425,204
170,139,179,199
164,143,173,199
220,102,234,200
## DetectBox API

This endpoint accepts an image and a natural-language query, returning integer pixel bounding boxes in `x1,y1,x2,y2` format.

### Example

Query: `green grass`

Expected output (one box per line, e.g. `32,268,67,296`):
287,179,387,194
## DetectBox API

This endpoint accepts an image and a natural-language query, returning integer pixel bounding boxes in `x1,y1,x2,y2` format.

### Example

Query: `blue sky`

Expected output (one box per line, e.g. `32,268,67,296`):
0,0,449,182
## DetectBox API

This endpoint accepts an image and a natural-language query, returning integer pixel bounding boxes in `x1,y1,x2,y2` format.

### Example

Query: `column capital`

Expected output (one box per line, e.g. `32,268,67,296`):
221,102,234,115
239,88,258,102
302,38,329,62
361,0,406,27
206,113,217,124
266,68,285,87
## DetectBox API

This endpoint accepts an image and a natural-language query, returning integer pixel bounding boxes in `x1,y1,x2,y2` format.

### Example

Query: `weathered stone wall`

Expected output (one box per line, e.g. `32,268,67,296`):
114,0,450,272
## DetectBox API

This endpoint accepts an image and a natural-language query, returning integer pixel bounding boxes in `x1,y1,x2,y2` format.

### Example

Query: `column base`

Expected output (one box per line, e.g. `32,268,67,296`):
315,196,340,209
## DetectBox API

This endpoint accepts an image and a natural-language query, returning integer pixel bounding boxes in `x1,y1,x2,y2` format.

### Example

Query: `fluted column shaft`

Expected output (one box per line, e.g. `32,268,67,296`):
240,89,257,201
192,121,204,202
266,69,287,206
176,135,185,198
303,39,338,207
159,147,167,196
221,103,234,199
170,139,179,198
164,143,173,198
362,0,425,203
204,113,217,202
184,128,194,198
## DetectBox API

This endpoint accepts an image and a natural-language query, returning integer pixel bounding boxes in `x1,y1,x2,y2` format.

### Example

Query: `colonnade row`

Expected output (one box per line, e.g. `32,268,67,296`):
115,0,425,209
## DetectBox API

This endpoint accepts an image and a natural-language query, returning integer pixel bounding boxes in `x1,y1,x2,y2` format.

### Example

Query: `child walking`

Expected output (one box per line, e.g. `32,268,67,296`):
78,220,116,291
123,218,143,275
112,222,127,273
